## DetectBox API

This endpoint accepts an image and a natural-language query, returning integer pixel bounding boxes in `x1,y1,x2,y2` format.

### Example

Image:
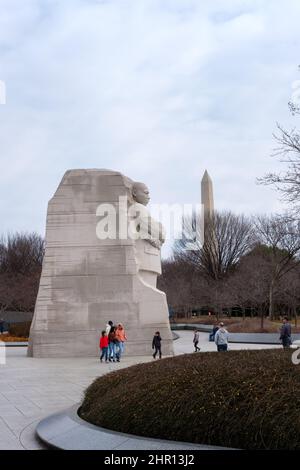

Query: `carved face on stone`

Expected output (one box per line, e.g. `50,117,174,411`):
132,182,150,206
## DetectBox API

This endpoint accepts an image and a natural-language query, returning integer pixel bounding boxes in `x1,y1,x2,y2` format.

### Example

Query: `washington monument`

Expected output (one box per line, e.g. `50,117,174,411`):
201,170,214,216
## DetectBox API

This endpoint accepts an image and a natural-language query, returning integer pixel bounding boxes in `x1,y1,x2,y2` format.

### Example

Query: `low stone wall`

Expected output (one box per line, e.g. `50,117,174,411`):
0,311,33,323
171,323,212,332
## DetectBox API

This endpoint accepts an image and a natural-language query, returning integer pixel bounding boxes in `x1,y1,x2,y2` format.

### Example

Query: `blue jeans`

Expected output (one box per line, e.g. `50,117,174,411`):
109,342,116,360
116,341,124,360
100,347,108,361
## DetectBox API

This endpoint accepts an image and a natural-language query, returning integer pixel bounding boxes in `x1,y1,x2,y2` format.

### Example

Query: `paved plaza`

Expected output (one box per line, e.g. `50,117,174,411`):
0,331,282,450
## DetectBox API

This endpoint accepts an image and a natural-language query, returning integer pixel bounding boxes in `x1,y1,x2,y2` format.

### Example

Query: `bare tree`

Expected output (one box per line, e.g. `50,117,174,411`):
0,232,44,312
0,275,15,314
257,124,300,214
278,268,300,327
229,245,271,328
174,211,255,280
0,232,45,275
254,214,300,320
258,67,300,214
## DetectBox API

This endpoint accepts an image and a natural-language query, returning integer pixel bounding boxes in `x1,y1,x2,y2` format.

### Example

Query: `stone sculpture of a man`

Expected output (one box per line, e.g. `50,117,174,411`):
130,182,165,249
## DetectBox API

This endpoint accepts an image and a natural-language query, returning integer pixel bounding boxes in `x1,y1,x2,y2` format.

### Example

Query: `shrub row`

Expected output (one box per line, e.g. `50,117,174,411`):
9,321,31,338
80,349,300,450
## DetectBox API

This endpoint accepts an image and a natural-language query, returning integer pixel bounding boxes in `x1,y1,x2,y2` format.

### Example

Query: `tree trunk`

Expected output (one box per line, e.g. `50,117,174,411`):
269,281,275,321
260,310,264,330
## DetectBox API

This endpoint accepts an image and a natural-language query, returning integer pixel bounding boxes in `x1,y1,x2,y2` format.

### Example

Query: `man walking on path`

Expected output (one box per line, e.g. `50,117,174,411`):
152,331,162,359
214,322,229,352
280,317,292,348
193,329,201,352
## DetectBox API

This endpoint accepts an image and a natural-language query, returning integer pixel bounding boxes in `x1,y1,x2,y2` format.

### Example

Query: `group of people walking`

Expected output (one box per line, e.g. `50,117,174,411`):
193,322,229,352
99,316,294,363
193,316,294,352
99,321,127,363
99,322,163,362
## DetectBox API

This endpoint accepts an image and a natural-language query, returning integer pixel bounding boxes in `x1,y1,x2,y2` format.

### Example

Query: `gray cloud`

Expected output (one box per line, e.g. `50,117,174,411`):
0,0,299,259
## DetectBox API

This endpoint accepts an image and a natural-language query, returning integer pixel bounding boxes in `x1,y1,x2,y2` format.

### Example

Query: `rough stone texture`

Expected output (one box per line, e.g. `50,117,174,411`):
28,169,173,357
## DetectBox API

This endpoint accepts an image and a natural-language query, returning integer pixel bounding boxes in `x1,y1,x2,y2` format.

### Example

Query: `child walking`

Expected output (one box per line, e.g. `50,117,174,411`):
152,331,162,359
193,329,201,352
99,330,109,362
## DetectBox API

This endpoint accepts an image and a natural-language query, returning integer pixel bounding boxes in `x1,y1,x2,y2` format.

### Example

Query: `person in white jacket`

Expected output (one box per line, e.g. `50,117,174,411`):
214,322,229,352
105,320,113,336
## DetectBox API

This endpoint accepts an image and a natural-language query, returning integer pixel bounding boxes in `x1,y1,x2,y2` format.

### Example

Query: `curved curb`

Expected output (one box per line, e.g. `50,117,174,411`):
172,331,180,341
36,404,232,451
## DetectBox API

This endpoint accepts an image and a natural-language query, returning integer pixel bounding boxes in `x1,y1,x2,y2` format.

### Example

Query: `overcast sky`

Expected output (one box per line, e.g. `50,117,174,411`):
0,0,300,256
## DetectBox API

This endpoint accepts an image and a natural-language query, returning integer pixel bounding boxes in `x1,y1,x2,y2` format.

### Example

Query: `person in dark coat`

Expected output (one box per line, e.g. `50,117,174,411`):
280,317,292,348
152,331,162,359
209,322,219,342
0,319,4,334
108,326,117,362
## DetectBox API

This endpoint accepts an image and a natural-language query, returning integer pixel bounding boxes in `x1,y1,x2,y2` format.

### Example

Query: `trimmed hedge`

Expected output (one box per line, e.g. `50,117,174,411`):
9,321,31,338
80,349,300,450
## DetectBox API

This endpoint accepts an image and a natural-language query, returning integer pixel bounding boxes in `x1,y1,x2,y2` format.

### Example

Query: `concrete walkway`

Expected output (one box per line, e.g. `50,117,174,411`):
0,331,282,450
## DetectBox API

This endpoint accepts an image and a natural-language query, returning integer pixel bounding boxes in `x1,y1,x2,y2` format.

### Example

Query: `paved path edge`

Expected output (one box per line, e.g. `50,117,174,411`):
36,404,232,451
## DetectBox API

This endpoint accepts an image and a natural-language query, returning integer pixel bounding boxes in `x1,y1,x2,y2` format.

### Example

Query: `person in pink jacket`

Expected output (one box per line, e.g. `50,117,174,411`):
115,323,127,362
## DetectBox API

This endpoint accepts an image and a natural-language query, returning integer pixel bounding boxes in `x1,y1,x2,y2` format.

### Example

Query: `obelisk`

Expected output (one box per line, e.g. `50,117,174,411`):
201,170,214,216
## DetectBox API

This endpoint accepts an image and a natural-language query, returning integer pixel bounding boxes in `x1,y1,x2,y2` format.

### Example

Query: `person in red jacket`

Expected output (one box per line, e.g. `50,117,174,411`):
99,330,109,362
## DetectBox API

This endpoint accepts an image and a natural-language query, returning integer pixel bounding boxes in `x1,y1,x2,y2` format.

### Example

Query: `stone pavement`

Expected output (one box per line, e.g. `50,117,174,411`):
0,331,282,450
